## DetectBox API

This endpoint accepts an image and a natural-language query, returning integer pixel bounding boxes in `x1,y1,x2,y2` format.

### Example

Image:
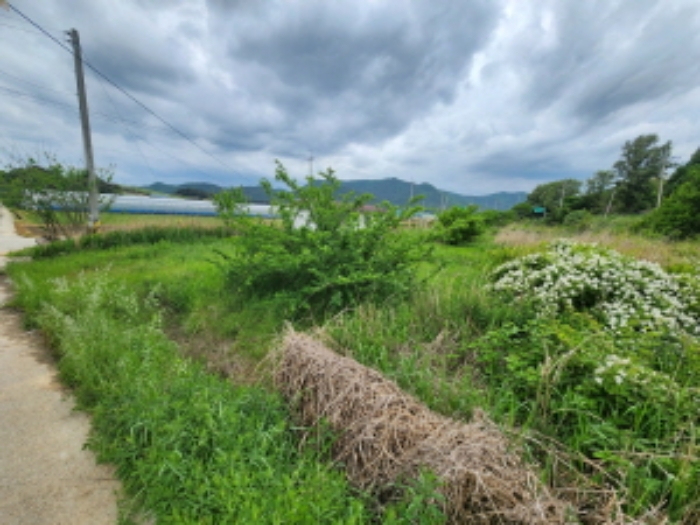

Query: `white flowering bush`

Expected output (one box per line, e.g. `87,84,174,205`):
592,353,699,408
490,240,700,337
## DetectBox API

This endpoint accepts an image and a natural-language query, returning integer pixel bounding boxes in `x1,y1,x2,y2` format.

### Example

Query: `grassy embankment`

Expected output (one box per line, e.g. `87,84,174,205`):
6,214,700,523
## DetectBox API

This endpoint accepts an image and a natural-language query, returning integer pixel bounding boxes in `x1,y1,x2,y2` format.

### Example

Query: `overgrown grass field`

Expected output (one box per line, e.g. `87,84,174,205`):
6,196,700,522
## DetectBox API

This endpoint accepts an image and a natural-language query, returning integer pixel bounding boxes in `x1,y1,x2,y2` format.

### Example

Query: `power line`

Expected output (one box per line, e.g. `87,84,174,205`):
0,21,41,34
0,82,138,124
0,83,77,113
0,75,223,179
7,4,73,54
0,67,73,97
89,57,159,182
8,2,235,174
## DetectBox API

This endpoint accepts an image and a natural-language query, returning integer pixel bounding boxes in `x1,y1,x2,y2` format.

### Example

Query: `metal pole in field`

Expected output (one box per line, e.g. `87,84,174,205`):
67,28,99,231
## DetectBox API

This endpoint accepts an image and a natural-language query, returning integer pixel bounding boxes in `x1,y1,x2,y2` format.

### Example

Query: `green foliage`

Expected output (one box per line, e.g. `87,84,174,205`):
12,271,375,524
486,241,700,518
478,209,515,227
19,226,231,259
664,146,700,196
383,471,446,525
643,165,700,239
434,205,484,245
510,201,534,219
474,315,700,519
490,240,700,337
613,134,672,213
213,186,251,231
584,170,616,214
0,154,114,239
562,209,593,232
527,179,582,213
216,162,430,319
9,207,700,520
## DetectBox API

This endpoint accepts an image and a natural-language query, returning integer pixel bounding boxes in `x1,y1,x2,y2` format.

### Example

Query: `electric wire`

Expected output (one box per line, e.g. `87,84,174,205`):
0,67,73,97
0,82,144,125
88,57,162,183
8,2,235,174
0,21,40,34
0,83,77,113
0,80,202,176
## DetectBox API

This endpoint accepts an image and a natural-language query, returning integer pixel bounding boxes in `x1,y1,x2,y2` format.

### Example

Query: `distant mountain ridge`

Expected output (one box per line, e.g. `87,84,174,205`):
141,179,526,211
337,178,526,211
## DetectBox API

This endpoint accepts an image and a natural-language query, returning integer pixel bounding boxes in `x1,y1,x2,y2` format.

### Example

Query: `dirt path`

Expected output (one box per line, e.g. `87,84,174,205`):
0,206,120,524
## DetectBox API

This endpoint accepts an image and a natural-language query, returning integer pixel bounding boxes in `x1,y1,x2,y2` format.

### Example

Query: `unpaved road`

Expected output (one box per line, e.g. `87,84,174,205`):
0,206,120,524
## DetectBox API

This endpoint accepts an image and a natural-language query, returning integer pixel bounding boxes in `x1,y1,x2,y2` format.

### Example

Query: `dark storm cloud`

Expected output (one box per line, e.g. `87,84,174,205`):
2,0,700,193
519,1,700,124
48,0,197,96
470,147,585,182
204,1,499,153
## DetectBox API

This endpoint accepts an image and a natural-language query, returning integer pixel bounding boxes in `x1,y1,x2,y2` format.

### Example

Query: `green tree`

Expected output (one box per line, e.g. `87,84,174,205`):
435,205,484,245
584,170,615,213
613,134,672,213
665,146,700,196
527,179,582,212
645,165,700,239
0,155,113,239
526,179,582,223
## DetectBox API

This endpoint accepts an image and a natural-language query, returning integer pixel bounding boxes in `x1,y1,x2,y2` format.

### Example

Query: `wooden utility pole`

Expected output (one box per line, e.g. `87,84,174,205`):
67,28,99,230
604,188,616,218
559,183,566,208
656,152,669,209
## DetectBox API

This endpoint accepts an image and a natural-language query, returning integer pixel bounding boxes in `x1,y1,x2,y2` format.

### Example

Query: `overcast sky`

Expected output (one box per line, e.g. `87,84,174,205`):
1,0,699,195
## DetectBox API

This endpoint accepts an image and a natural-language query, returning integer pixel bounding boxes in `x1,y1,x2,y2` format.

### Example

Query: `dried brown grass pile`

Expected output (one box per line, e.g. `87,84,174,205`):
274,330,570,524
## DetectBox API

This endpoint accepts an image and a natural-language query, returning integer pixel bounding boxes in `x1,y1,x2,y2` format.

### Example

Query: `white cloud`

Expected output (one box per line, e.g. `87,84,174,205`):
1,0,699,195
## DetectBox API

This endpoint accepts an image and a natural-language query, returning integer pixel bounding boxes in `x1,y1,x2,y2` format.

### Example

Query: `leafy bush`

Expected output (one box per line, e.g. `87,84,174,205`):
215,162,430,319
490,240,700,337
474,315,700,518
477,209,515,228
562,209,592,231
1,154,114,239
434,205,484,245
485,240,700,517
643,165,700,239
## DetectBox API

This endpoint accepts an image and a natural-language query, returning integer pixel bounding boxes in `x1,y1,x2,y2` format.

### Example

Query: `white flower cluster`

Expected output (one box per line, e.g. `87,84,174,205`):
490,240,700,337
593,353,686,405
594,354,631,385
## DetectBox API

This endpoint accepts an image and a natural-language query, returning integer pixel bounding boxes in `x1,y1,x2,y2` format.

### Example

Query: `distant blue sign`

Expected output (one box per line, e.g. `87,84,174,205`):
532,206,546,215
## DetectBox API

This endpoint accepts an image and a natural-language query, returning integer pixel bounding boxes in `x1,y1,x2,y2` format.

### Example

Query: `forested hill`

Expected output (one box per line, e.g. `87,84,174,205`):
337,178,526,211
142,178,526,211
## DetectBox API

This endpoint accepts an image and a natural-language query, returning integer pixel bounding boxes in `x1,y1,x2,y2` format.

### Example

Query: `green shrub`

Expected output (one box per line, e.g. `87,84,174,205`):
478,209,515,227
643,166,700,239
474,315,700,519
562,209,592,231
490,240,700,337
0,154,115,239
484,241,700,518
435,205,484,245
215,162,430,319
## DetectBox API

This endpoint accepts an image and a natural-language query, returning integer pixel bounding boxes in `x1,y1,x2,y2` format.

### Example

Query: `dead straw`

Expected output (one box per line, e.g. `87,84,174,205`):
274,330,570,524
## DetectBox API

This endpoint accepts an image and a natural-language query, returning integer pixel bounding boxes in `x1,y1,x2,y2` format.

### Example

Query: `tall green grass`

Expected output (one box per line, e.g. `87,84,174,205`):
8,221,700,522
10,270,375,523
19,226,232,259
